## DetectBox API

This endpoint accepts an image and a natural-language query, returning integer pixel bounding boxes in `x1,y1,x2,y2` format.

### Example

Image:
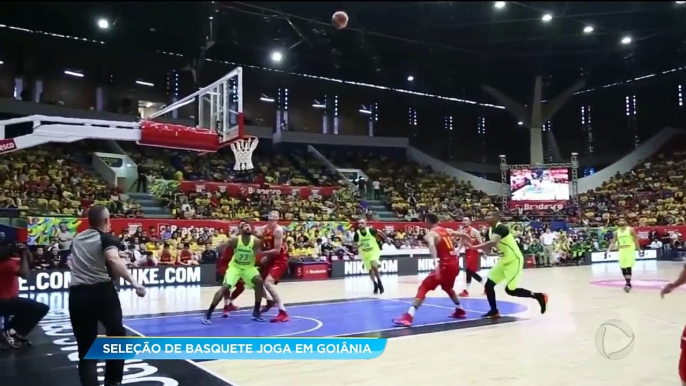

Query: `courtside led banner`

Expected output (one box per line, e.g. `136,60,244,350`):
86,337,387,360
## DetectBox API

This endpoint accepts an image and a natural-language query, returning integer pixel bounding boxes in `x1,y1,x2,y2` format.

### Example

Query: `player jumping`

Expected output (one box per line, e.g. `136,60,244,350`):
458,216,484,297
354,219,386,294
256,211,290,323
202,222,265,324
472,211,548,319
393,214,467,327
605,218,641,293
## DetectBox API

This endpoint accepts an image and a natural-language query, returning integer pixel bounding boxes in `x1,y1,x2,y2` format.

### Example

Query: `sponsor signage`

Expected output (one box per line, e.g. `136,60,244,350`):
20,265,214,292
180,181,338,198
588,249,658,264
0,138,17,154
331,253,498,278
508,200,568,211
295,262,330,280
98,155,124,168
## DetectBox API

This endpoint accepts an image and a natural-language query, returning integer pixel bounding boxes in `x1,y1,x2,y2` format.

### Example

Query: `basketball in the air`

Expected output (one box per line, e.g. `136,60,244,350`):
332,11,349,29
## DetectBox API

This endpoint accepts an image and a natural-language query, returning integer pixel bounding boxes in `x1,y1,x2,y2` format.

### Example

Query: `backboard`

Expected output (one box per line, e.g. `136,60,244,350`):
148,67,244,146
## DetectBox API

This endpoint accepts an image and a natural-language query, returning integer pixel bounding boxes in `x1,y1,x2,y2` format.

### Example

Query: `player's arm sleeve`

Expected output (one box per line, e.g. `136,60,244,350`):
353,232,359,243
492,224,510,239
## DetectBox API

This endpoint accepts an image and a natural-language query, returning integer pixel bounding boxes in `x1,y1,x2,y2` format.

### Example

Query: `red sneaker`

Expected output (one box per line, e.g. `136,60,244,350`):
222,303,239,318
261,300,275,313
451,308,467,319
458,290,469,297
270,310,290,323
393,313,413,327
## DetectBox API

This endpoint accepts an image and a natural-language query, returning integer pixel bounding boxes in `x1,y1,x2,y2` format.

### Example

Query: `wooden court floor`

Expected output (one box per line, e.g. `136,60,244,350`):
13,260,686,386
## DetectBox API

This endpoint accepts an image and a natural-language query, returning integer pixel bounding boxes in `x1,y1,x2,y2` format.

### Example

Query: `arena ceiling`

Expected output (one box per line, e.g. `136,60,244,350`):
3,2,686,100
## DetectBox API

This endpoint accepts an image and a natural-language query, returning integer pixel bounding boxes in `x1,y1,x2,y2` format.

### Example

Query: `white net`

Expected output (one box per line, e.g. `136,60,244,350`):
230,136,259,171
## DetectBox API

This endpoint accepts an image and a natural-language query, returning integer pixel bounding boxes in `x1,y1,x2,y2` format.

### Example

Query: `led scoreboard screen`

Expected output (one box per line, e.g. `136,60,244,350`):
510,168,570,201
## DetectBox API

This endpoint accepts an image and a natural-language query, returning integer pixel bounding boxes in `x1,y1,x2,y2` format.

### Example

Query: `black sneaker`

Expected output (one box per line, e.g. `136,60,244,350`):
252,313,266,322
1,330,20,349
378,284,385,295
373,282,379,294
9,332,31,346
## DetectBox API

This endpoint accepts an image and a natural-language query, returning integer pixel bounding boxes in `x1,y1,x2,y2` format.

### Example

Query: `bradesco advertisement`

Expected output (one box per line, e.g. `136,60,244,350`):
150,178,339,199
19,265,213,292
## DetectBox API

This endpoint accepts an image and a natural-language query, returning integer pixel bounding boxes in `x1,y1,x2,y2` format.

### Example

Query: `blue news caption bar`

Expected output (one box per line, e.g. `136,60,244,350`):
86,337,387,360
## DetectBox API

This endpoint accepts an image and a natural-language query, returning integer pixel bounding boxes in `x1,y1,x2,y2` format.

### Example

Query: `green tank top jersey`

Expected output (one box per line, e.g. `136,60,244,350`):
357,229,380,255
489,222,522,262
231,236,257,266
616,227,635,252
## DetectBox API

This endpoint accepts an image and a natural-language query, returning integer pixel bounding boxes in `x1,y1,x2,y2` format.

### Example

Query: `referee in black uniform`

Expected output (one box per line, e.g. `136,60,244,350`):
69,205,146,386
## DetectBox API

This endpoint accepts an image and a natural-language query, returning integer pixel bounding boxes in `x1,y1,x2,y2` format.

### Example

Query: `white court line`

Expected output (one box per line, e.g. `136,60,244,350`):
383,298,484,314
124,325,241,386
126,298,378,321
184,314,325,337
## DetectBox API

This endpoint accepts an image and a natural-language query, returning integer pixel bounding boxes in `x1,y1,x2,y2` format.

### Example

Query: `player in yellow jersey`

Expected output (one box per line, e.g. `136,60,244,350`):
202,222,266,324
605,218,641,293
471,211,548,318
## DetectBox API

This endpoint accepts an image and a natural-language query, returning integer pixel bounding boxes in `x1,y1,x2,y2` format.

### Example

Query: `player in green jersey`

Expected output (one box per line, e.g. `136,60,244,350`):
202,222,266,324
605,218,641,293
472,211,548,319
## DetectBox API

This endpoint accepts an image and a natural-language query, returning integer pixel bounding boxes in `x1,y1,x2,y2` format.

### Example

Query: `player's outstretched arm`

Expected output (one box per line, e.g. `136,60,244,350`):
447,229,470,240
473,235,499,252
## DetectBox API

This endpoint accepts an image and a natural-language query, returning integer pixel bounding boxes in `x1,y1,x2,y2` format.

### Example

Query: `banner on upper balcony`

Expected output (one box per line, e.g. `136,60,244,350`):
507,200,568,211
149,179,338,198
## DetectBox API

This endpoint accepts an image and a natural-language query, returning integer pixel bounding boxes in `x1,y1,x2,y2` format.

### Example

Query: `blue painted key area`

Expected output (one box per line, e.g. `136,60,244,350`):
125,297,528,338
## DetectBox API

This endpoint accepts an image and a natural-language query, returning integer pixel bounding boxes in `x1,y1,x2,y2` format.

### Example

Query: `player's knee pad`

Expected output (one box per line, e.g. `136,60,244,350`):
504,287,516,296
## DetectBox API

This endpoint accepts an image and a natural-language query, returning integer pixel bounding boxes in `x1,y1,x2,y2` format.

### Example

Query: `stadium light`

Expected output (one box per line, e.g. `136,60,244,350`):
64,70,84,78
494,2,506,9
271,51,283,62
621,36,632,45
0,61,4,65
97,18,109,30
136,80,154,87
517,121,523,126
541,14,553,22
583,26,594,34
359,109,372,115
677,1,685,4
260,94,275,103
407,75,414,82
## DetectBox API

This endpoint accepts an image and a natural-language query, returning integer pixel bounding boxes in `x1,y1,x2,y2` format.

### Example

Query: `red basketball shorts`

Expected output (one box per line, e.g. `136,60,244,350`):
262,257,288,283
679,325,686,382
465,250,479,272
416,265,459,298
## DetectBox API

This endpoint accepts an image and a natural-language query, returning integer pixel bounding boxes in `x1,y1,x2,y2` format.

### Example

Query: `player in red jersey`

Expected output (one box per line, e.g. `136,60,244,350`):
256,211,290,323
458,217,484,297
216,221,247,317
660,264,686,385
393,213,470,327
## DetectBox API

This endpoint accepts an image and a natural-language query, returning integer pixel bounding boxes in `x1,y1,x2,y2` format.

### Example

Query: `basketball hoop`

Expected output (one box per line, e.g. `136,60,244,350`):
230,135,259,171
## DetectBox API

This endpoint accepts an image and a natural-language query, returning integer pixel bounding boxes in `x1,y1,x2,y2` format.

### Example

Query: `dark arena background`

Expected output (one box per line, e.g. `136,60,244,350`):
0,2,686,385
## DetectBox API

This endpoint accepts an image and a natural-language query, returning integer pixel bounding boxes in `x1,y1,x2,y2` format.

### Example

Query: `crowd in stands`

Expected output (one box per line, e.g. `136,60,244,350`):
0,144,141,217
321,147,498,221
576,136,686,226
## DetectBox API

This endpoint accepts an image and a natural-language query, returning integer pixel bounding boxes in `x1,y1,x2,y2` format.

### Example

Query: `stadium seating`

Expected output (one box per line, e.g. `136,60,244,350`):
126,142,365,220
577,136,686,226
0,144,138,217
318,145,498,221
